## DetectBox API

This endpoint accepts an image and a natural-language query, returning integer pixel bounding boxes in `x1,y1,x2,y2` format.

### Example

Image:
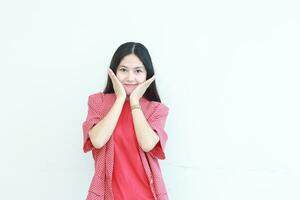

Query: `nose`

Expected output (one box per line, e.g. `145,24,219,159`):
127,72,135,81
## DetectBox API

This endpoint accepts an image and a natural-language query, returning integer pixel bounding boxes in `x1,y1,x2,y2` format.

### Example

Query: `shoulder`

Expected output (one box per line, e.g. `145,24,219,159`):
87,92,116,108
88,92,115,102
147,100,169,114
87,92,104,105
88,92,104,100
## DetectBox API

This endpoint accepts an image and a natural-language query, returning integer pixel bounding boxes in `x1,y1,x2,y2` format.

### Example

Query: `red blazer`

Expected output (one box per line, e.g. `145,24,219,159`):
82,92,170,200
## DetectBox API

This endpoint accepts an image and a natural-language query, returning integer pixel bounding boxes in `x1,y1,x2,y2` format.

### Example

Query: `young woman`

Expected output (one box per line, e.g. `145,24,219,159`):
82,42,170,200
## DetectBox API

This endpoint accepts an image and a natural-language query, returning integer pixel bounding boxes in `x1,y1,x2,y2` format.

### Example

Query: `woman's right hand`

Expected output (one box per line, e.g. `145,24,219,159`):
108,68,126,99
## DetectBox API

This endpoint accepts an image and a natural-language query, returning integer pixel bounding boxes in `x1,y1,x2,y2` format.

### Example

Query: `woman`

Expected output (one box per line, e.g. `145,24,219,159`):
82,42,170,200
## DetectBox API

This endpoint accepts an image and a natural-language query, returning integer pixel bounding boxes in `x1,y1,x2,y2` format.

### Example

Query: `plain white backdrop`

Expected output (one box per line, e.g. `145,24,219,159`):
0,0,300,199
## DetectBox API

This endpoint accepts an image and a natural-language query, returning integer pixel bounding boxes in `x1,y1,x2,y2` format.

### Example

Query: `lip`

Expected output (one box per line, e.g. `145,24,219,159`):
124,84,138,86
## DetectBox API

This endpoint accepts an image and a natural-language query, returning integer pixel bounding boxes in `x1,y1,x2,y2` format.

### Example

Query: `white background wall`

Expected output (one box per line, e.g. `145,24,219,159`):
1,0,299,199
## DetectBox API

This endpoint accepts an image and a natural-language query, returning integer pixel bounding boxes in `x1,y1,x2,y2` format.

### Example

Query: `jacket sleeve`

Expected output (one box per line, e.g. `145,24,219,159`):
147,103,170,160
82,93,105,153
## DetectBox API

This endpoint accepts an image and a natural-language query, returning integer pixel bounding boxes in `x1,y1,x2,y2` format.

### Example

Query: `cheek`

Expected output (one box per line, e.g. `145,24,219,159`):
138,74,147,83
116,73,124,82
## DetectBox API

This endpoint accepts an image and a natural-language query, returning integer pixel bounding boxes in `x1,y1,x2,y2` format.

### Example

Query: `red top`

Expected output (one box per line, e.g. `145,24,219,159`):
112,99,154,200
82,92,170,200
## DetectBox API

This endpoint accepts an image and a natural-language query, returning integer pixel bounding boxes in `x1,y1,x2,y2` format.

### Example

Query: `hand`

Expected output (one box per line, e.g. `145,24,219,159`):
130,74,156,102
108,68,126,99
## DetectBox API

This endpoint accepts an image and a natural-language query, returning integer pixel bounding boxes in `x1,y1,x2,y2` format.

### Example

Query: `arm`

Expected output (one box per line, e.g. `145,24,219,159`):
130,99,160,152
89,96,125,149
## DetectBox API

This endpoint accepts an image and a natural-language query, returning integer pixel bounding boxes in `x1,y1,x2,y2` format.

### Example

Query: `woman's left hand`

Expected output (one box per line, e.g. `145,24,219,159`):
130,75,156,103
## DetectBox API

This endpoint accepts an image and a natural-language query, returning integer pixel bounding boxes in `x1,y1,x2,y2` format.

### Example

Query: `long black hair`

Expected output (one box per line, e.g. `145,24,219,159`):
103,42,161,102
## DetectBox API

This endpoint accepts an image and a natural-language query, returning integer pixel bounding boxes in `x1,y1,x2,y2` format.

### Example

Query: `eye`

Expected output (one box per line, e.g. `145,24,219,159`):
119,68,126,72
136,70,143,73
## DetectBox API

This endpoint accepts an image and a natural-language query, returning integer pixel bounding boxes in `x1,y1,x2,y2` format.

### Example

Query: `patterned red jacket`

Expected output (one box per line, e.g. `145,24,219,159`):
82,92,170,200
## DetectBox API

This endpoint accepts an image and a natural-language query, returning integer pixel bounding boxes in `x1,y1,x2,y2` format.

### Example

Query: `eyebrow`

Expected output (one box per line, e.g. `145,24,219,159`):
119,65,143,69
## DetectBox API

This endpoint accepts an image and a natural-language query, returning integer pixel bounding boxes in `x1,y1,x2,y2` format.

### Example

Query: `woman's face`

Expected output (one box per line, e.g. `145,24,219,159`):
116,54,147,96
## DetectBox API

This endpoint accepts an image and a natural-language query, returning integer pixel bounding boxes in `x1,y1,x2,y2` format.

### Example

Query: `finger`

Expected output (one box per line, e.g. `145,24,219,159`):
108,69,123,87
144,75,156,86
108,69,117,82
108,68,115,77
111,70,120,82
142,75,155,84
108,68,116,77
150,75,156,82
140,76,155,88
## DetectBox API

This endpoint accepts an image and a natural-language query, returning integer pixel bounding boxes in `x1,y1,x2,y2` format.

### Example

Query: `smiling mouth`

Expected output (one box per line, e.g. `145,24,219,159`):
124,84,137,86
